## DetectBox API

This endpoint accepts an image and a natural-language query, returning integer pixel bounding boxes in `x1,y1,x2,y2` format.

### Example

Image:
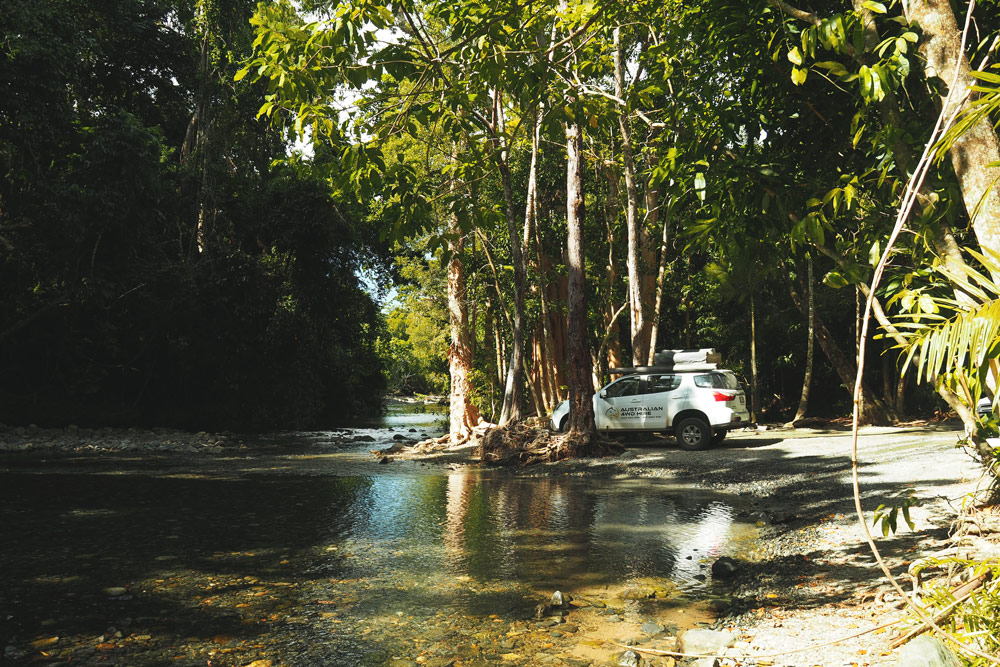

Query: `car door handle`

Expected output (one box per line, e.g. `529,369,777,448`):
630,399,641,403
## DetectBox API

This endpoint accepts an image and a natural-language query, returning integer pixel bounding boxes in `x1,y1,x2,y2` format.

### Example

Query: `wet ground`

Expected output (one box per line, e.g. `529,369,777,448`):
1,405,769,667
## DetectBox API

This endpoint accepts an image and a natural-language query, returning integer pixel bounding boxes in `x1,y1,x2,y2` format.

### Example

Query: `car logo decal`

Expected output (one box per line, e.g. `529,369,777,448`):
605,407,620,419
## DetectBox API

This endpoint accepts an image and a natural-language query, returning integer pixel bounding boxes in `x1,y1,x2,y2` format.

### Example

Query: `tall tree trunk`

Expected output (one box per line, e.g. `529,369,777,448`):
750,291,760,421
646,202,671,366
182,20,213,256
904,0,1000,262
536,229,561,411
640,165,660,363
792,255,814,422
602,161,624,371
614,27,648,367
565,119,595,435
493,95,527,426
784,264,896,425
447,231,482,444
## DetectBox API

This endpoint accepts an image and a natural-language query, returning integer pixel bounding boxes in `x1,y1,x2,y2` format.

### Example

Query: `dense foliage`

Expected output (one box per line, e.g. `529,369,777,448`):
0,0,388,429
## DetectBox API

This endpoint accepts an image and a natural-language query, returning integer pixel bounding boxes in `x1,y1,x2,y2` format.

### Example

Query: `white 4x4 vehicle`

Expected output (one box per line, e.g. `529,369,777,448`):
549,365,751,450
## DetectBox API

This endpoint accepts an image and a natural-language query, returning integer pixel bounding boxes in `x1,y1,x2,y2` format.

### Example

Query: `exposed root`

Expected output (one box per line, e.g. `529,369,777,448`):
372,418,623,465
478,418,622,465
372,421,494,460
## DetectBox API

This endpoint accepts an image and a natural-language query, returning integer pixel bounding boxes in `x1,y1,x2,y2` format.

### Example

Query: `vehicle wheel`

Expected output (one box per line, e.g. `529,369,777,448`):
559,416,570,433
675,417,711,451
712,430,727,445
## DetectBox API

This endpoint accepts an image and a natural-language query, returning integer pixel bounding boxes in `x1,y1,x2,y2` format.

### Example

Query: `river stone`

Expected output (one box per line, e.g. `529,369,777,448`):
551,590,565,607
894,636,960,667
622,587,653,600
617,649,641,667
641,621,664,636
424,658,454,667
710,556,739,579
679,629,737,655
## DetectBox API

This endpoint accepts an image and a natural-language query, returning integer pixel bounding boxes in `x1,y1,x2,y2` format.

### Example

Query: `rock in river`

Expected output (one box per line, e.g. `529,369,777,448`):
711,556,739,579
617,649,641,667
679,628,737,656
895,636,960,667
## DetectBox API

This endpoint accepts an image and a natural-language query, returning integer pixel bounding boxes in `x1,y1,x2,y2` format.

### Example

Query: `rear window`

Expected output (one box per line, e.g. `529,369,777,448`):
694,372,738,389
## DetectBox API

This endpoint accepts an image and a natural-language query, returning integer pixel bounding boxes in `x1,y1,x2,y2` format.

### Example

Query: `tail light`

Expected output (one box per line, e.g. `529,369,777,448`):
713,391,736,402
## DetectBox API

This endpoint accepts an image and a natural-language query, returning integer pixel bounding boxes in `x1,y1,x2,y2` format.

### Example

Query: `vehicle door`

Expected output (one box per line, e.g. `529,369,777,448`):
595,376,642,430
641,374,681,429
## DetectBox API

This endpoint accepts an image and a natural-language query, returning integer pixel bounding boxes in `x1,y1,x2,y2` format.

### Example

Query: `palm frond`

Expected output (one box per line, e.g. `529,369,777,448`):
902,299,1000,385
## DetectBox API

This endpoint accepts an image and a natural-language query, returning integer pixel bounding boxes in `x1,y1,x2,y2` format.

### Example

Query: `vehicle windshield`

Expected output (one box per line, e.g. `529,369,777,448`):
694,372,739,390
604,376,640,398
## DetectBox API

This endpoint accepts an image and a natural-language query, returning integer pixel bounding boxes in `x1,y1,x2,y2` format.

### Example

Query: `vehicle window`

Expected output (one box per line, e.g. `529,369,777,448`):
694,372,738,389
604,376,640,398
646,374,680,393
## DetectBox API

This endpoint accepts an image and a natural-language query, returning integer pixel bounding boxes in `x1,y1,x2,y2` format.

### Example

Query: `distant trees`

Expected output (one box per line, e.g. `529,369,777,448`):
0,0,389,429
6,0,1000,437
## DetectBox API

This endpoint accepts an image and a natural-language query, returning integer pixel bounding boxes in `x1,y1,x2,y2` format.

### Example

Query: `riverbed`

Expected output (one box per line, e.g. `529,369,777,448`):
0,405,765,666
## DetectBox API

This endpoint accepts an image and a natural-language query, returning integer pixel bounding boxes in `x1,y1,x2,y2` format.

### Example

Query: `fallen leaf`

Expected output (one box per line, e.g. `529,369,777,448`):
30,637,58,649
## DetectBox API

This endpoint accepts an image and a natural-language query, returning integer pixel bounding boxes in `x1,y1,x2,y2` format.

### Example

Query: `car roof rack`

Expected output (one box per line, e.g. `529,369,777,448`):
609,364,719,375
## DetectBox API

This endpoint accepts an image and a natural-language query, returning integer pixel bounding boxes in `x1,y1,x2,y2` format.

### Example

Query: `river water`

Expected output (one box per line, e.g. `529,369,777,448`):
0,403,754,666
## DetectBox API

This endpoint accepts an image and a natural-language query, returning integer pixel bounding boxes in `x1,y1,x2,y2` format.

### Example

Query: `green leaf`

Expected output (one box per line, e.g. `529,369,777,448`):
863,1,887,13
814,60,849,77
694,172,706,202
787,46,803,65
791,66,808,85
823,271,850,289
869,240,881,266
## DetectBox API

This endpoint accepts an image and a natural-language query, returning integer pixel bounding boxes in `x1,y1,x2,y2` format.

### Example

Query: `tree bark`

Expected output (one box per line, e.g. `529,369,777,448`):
565,119,596,435
614,27,649,367
646,200,671,366
750,291,760,421
904,0,1000,262
792,254,814,422
447,231,482,444
602,161,624,372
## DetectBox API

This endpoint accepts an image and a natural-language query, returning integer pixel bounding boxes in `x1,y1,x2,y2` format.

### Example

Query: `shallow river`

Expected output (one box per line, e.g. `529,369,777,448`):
0,404,754,666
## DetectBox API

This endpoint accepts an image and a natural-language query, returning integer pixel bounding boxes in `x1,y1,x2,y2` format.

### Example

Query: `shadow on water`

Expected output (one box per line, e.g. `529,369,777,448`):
0,407,966,665
0,466,750,665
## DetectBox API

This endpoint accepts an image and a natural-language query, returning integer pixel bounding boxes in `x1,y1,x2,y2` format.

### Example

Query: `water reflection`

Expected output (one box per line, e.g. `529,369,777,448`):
340,469,747,594
0,459,751,665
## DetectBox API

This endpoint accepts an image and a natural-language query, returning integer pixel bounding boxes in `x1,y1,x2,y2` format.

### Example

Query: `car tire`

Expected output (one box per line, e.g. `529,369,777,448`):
559,416,570,433
675,417,711,451
712,430,727,445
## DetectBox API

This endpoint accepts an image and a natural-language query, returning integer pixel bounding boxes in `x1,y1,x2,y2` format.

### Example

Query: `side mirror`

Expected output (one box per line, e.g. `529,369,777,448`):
599,391,606,399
